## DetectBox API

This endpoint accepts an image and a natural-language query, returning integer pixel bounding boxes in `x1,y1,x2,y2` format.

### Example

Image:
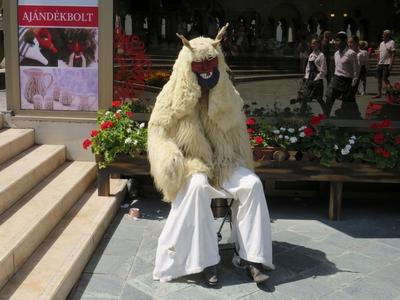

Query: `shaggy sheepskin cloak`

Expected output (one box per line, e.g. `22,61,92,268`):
147,36,254,202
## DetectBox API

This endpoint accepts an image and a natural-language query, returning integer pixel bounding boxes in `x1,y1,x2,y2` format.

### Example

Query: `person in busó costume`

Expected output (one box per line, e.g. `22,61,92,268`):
148,24,274,285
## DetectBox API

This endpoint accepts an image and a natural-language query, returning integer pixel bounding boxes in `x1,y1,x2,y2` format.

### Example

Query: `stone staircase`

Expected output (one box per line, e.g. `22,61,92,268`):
0,123,126,299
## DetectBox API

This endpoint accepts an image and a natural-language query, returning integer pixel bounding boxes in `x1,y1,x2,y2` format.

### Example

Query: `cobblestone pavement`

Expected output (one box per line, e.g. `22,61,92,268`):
68,190,400,300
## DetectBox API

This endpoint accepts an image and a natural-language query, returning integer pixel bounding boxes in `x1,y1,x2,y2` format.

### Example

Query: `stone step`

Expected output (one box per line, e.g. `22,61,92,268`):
0,161,97,290
0,145,66,215
0,129,35,165
0,179,127,300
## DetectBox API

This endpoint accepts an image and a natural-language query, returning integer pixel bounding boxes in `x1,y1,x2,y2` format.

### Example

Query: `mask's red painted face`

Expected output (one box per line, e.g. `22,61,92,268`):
191,57,218,73
191,57,220,90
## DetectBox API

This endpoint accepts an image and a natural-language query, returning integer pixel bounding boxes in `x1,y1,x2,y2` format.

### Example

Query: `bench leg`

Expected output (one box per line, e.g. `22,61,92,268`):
329,182,343,220
98,169,110,196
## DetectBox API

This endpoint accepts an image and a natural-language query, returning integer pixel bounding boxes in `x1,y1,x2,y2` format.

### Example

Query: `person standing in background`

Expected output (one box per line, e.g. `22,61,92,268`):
347,36,361,102
373,30,396,98
358,41,369,95
321,31,334,84
324,31,359,116
303,38,327,112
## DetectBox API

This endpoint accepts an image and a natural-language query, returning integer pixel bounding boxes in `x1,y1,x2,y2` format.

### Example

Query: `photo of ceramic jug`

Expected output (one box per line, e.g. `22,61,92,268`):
44,95,54,110
60,90,73,106
78,94,97,111
23,68,53,103
32,94,43,110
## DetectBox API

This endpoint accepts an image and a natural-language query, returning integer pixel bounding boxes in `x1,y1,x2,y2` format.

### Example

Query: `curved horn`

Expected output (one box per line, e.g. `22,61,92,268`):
176,33,193,50
215,23,229,41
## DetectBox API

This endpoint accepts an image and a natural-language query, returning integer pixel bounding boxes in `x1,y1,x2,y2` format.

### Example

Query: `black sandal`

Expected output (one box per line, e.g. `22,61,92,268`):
203,265,218,286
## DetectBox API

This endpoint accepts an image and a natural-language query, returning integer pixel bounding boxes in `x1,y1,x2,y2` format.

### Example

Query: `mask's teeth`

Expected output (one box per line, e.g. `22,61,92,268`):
200,71,213,79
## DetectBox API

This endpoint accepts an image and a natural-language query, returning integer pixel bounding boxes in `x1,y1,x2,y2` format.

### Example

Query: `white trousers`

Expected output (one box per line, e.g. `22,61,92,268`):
153,167,274,282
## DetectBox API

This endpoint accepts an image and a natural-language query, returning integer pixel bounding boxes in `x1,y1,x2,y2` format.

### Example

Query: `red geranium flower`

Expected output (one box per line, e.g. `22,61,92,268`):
90,130,98,137
112,100,122,107
370,123,379,129
247,128,255,134
395,136,400,145
254,136,264,145
373,132,386,144
382,149,391,158
82,138,92,150
100,121,114,130
126,111,134,118
380,119,392,128
310,114,326,126
246,118,256,126
304,127,314,137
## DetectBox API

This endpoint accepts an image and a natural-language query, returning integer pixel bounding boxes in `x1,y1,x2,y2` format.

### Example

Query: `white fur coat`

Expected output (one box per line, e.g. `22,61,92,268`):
148,37,254,202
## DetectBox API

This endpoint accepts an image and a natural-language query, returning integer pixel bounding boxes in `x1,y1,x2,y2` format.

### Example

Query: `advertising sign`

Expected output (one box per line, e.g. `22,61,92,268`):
18,0,99,111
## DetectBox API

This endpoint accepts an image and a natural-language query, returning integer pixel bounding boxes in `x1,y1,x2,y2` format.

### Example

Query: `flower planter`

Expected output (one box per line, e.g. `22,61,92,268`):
253,146,275,161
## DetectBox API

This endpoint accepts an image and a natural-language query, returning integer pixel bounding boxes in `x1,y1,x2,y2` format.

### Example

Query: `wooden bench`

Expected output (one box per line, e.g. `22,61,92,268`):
97,156,400,220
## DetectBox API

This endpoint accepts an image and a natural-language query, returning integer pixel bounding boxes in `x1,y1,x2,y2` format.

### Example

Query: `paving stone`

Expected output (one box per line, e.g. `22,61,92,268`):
377,238,400,250
332,252,390,275
286,221,337,241
84,254,134,280
127,272,189,298
120,284,152,300
342,277,400,300
273,276,334,300
135,233,159,263
272,230,312,248
127,256,155,280
367,261,400,290
241,290,294,300
320,290,354,300
356,241,400,263
301,239,349,260
274,247,325,274
70,273,124,298
97,237,141,257
160,285,225,300
299,262,363,290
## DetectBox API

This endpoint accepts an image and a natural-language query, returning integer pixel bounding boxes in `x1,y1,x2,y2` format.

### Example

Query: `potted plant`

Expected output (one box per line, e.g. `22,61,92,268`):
351,119,400,169
386,82,400,105
83,100,148,168
301,114,354,167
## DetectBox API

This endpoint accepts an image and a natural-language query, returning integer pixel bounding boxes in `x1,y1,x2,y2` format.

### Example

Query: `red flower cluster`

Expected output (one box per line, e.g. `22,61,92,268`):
115,112,121,119
373,132,386,144
370,119,392,129
112,100,122,107
90,130,99,137
246,118,256,126
304,127,314,137
82,139,92,150
395,136,400,145
375,147,391,158
247,128,255,134
254,136,264,145
126,111,134,118
310,114,326,126
100,121,114,130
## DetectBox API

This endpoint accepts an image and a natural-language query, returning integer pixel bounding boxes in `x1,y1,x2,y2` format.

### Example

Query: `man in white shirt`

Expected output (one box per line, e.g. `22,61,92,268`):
373,30,396,98
324,31,359,117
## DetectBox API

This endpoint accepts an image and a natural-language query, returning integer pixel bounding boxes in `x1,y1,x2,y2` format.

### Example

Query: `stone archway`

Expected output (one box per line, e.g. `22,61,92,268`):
268,3,302,43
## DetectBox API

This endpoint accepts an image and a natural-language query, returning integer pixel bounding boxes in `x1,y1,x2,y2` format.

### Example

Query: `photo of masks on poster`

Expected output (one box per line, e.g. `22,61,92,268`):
18,0,99,111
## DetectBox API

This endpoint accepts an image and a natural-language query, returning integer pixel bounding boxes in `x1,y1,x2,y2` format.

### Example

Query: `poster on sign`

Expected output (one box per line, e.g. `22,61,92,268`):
18,0,99,111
